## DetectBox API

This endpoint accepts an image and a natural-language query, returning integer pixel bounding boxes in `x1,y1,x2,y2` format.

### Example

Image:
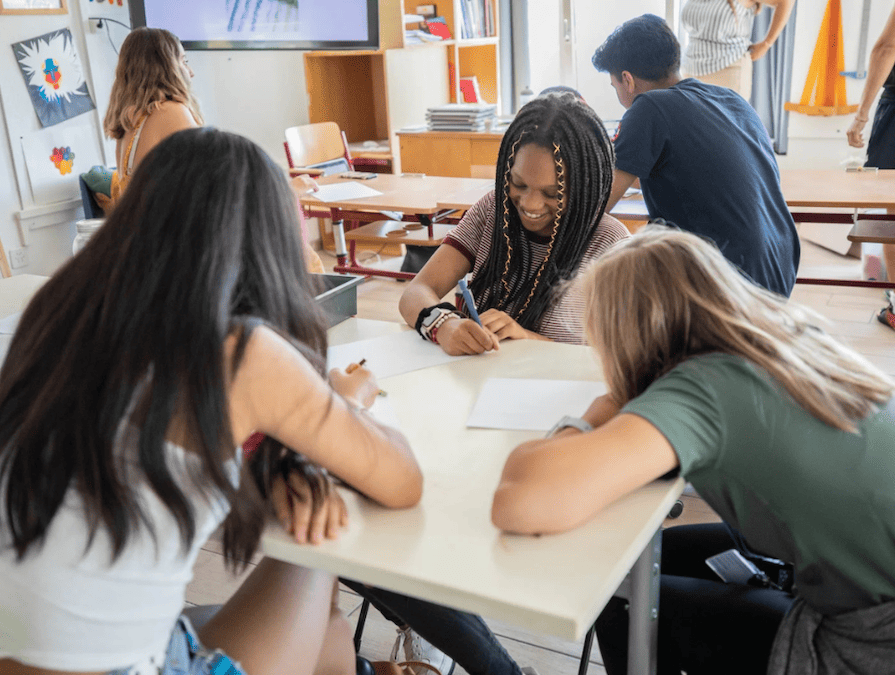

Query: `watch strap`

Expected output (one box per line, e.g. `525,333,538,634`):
415,302,458,338
547,415,593,438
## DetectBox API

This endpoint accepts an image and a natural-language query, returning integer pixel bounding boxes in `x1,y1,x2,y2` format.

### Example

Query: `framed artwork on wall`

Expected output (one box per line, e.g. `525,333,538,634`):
0,0,67,15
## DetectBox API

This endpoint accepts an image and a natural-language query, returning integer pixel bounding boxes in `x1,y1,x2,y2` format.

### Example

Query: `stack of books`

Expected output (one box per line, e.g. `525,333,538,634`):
425,103,497,131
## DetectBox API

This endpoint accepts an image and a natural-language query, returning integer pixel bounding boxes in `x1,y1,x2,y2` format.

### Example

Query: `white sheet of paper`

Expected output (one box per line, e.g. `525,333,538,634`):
366,395,401,430
312,182,383,202
466,378,608,431
326,330,475,380
0,312,21,335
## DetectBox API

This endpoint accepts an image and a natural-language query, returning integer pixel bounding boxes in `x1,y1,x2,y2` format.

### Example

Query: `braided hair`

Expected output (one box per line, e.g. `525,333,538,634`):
468,92,615,331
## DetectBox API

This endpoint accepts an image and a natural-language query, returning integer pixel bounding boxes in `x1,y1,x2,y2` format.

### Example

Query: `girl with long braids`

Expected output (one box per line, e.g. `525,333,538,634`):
399,91,629,355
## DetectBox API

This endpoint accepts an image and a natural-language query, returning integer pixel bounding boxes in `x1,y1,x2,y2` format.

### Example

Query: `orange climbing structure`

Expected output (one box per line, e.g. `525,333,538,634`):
785,0,858,116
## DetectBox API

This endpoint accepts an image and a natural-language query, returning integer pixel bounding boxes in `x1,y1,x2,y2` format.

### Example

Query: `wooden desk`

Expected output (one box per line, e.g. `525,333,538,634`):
779,169,895,289
264,321,685,674
398,130,503,179
435,185,652,230
781,169,895,211
301,174,492,279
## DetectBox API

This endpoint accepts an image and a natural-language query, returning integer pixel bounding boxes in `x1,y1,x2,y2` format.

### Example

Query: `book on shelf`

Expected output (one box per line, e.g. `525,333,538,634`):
404,29,445,44
426,18,452,40
459,76,482,103
458,0,495,39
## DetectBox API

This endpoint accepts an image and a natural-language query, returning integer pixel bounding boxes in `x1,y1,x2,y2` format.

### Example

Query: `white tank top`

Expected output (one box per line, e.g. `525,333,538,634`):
0,424,238,672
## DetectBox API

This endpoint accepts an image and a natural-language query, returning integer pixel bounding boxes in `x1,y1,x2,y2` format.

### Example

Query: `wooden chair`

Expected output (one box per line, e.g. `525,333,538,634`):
284,122,354,179
284,122,405,258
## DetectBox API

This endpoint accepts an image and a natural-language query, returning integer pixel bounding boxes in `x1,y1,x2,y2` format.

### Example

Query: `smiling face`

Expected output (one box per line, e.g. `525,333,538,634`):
507,143,563,238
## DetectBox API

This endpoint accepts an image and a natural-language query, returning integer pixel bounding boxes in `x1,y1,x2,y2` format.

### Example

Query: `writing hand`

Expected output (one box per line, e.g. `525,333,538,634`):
480,309,529,341
329,365,379,410
748,41,770,61
847,116,869,148
435,317,500,355
271,458,348,544
291,174,320,196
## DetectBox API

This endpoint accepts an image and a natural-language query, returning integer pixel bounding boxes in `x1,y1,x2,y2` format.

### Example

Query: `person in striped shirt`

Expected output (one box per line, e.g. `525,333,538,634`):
399,91,629,355
681,0,795,100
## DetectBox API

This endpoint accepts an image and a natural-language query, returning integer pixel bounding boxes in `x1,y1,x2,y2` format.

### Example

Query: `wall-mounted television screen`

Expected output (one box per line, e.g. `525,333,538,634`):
130,0,379,51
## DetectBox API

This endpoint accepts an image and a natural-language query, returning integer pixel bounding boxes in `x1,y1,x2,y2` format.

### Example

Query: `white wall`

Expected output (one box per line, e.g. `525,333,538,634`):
0,1,312,277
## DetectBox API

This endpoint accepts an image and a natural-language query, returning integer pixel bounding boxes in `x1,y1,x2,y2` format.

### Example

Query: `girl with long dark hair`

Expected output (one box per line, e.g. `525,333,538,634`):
0,128,422,675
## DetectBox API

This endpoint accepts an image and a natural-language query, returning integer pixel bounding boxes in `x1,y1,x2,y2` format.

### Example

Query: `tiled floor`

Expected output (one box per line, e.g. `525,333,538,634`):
185,237,895,674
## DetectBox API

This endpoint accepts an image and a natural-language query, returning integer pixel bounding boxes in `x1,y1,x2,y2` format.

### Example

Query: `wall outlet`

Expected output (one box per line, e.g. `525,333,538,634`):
10,248,28,269
88,18,101,33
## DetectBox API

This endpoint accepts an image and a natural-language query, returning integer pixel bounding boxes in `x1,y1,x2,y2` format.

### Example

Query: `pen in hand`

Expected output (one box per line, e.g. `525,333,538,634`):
457,278,482,326
345,358,366,374
344,359,387,397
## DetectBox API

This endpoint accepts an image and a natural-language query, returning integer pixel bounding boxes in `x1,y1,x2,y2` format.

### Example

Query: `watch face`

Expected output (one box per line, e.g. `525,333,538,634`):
422,308,445,328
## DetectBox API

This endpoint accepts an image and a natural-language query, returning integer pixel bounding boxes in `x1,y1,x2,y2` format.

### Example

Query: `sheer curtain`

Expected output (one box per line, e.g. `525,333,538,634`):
750,2,798,154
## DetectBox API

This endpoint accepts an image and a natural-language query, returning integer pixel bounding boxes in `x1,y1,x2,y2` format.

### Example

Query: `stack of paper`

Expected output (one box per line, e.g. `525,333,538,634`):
426,103,496,131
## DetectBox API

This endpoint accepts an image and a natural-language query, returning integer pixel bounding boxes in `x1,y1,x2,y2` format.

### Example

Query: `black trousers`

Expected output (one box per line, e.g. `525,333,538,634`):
595,523,795,675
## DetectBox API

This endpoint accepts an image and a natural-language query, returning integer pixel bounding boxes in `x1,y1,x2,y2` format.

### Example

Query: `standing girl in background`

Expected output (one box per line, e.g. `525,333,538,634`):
0,128,423,675
681,0,795,100
103,27,202,203
847,2,895,331
399,91,628,355
98,26,324,271
492,226,895,674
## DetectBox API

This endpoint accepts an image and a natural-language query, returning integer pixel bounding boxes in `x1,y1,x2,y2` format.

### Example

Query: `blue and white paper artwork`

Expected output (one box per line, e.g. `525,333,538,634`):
13,29,96,128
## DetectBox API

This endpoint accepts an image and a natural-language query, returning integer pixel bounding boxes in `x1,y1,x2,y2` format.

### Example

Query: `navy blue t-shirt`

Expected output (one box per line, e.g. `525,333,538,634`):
614,79,799,296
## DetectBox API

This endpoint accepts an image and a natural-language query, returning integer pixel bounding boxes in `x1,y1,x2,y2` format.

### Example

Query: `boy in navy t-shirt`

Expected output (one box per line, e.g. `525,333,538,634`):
593,14,799,297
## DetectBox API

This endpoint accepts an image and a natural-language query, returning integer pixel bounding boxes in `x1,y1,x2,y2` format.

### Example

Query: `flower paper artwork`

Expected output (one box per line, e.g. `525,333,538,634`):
22,123,101,203
13,29,96,127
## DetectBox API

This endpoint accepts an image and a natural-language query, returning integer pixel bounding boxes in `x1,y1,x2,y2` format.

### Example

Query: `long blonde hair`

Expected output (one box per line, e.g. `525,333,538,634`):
103,27,203,139
583,226,894,433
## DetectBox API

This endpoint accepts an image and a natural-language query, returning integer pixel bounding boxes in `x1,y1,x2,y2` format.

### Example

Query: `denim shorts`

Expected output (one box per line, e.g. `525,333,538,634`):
108,615,246,675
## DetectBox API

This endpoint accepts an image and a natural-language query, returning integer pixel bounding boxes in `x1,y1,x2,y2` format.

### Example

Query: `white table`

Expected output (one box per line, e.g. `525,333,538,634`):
263,319,684,674
0,275,49,364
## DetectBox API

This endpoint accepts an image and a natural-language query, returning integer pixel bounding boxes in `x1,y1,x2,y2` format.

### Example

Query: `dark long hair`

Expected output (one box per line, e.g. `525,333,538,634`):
468,92,615,330
0,128,327,568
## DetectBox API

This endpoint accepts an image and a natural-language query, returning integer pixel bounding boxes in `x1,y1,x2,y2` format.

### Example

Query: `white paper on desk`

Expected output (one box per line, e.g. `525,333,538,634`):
366,396,402,430
326,330,474,379
312,182,383,202
0,312,21,335
467,378,607,431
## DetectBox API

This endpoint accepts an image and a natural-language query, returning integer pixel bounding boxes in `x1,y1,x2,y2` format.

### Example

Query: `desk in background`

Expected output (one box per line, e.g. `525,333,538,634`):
436,185,652,232
264,319,685,674
398,129,503,179
300,174,491,279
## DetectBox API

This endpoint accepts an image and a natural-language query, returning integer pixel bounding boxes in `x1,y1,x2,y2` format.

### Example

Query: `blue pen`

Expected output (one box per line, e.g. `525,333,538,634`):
457,278,482,326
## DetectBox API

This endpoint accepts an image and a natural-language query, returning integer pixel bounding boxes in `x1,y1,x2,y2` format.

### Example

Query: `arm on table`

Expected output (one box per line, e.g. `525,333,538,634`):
848,5,895,147
398,244,499,355
229,326,423,509
748,0,795,61
606,169,638,214
491,413,678,535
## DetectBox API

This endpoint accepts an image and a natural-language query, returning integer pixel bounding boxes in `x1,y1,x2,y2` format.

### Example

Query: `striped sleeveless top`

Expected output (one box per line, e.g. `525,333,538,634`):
682,0,755,77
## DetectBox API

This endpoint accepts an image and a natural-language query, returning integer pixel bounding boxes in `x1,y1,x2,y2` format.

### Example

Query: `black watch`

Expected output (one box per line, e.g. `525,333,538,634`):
415,302,458,337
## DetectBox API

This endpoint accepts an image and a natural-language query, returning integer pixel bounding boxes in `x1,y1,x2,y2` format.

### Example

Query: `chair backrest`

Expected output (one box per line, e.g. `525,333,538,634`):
78,175,106,220
284,122,351,168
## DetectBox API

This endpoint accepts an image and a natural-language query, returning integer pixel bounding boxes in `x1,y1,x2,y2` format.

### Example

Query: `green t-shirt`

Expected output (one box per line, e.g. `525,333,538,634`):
623,353,895,615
